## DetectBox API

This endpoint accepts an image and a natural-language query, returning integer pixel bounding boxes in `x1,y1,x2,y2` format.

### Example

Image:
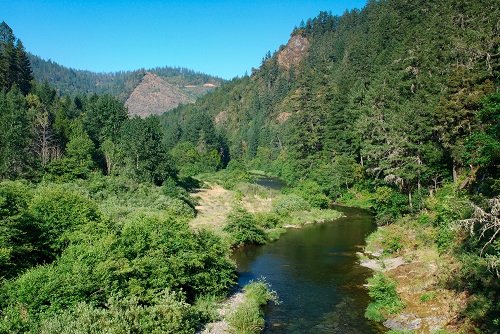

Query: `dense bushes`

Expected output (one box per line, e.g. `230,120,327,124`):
0,181,37,279
0,177,237,333
364,273,405,322
287,180,330,209
37,291,197,334
28,184,102,255
223,208,267,247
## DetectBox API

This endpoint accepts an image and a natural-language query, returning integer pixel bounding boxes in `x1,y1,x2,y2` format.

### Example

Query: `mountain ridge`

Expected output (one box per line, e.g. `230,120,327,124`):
28,53,223,116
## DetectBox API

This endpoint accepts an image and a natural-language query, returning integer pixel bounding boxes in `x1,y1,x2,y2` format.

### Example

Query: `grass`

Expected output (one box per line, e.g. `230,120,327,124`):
190,180,344,243
227,279,278,334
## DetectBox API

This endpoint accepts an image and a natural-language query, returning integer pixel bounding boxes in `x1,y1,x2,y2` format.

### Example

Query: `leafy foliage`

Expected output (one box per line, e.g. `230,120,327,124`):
223,208,267,247
227,279,279,334
272,194,310,216
0,177,236,332
365,272,405,322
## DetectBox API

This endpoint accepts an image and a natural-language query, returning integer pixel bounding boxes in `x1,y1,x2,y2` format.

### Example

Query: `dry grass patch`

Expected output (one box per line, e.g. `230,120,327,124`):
190,182,277,231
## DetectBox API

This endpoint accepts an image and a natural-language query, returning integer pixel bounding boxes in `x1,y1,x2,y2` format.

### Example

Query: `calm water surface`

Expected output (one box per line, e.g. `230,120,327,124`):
252,175,287,190
232,205,386,333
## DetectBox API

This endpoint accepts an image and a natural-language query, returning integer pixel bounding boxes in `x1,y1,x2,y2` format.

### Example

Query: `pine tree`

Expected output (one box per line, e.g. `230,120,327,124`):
0,22,33,95
15,40,33,95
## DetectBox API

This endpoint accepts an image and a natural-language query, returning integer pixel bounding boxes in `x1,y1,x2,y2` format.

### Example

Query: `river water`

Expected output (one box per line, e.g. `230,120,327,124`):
233,177,385,333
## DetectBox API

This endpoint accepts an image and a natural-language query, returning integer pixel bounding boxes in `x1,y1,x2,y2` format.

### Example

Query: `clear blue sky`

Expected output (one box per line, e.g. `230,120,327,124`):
2,0,367,80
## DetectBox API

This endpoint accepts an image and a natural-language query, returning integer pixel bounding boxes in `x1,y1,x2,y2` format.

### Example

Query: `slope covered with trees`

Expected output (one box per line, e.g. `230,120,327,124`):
0,21,239,333
28,53,223,110
161,0,500,331
164,0,499,204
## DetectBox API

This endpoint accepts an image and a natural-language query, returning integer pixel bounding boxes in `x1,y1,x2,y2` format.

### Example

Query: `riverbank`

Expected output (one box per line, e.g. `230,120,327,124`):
200,178,470,333
190,181,343,234
189,180,345,333
361,222,470,333
198,287,246,334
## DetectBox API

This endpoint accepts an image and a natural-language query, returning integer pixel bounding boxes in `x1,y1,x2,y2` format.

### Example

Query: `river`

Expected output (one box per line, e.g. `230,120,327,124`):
233,177,385,333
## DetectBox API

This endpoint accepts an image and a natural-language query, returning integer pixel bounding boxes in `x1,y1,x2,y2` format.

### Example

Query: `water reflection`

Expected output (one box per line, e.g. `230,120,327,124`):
252,175,287,191
232,206,386,333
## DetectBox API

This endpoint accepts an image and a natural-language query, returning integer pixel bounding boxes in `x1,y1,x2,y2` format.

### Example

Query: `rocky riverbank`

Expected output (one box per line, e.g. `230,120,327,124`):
360,225,469,333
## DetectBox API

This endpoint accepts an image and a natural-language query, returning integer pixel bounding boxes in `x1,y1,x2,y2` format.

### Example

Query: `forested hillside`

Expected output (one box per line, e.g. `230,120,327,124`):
1,0,500,331
28,53,223,115
163,0,499,202
160,0,500,331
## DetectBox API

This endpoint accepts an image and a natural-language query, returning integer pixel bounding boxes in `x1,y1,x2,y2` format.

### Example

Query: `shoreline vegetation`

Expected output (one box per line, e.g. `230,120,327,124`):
346,183,499,334
190,171,343,333
2,170,496,333
2,0,500,330
1,172,340,334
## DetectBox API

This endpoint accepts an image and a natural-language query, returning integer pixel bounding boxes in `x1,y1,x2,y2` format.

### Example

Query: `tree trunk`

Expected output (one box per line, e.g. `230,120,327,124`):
453,158,458,184
408,190,413,211
105,154,112,175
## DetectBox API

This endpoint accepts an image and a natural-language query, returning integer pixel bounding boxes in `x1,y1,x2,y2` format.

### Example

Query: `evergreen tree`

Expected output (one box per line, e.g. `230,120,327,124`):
0,22,33,95
0,86,32,178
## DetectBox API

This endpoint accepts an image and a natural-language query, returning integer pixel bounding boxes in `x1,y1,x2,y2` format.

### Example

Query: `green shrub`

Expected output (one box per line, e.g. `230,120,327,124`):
0,180,39,279
37,290,198,334
223,208,267,246
365,272,405,322
288,180,330,208
372,186,410,222
273,194,310,216
228,279,278,334
364,302,385,322
28,184,103,255
32,184,97,218
192,294,218,325
154,195,195,219
380,230,403,253
254,212,283,229
244,280,279,306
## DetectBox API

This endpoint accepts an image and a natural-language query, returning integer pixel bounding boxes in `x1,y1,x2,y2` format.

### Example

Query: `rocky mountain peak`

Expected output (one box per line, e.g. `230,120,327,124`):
277,35,310,70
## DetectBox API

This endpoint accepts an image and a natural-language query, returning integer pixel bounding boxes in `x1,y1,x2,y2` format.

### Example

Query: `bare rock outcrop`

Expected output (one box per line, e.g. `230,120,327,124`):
277,35,310,70
125,72,194,118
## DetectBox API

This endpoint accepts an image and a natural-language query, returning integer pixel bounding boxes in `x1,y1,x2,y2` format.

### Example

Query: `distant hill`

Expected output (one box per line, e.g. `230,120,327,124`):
28,54,223,116
125,72,194,118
